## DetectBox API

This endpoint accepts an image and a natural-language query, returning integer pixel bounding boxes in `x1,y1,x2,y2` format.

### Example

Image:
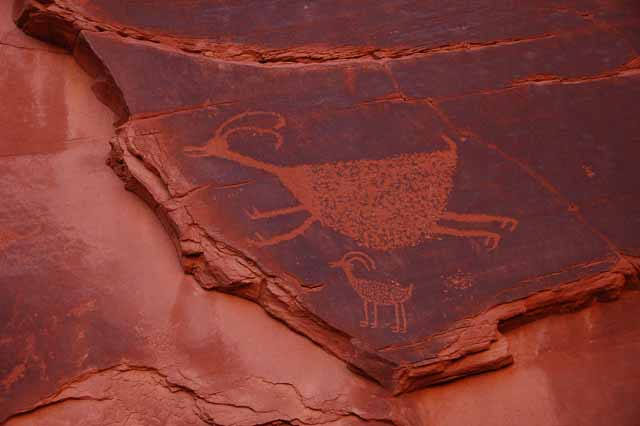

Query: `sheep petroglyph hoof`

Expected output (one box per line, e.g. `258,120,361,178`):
500,218,519,232
247,232,267,247
485,234,501,251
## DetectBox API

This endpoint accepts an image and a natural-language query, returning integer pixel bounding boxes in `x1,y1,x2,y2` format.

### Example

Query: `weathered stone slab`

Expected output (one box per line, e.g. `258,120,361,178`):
13,0,640,394
0,10,414,425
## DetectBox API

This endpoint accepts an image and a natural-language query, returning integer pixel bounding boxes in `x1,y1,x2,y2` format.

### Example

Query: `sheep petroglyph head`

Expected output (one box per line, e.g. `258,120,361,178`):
330,251,377,272
184,111,286,157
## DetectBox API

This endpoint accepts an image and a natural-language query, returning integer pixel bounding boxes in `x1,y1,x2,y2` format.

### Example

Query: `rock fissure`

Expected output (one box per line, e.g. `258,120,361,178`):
1,364,410,426
0,39,65,54
431,62,640,103
0,397,114,425
16,0,601,67
94,54,640,133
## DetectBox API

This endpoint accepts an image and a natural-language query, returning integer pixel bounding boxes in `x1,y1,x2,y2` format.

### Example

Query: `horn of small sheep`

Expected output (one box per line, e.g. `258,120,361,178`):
344,251,376,271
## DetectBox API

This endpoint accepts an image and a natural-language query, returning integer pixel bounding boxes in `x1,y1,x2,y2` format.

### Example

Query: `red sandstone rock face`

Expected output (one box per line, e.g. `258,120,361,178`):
2,0,640,423
8,0,640,396
0,5,416,425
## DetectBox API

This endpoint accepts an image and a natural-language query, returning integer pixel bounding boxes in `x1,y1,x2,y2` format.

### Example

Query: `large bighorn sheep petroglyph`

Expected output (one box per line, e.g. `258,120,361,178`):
185,111,518,250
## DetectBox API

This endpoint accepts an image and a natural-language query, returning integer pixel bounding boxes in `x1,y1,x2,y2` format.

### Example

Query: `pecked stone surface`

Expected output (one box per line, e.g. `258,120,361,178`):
11,0,640,394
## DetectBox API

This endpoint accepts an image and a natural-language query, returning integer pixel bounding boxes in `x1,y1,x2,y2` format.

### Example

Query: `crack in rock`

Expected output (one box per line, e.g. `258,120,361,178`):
1,364,414,426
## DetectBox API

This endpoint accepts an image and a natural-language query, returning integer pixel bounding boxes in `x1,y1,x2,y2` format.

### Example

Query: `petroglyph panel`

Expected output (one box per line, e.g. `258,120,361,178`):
115,92,617,351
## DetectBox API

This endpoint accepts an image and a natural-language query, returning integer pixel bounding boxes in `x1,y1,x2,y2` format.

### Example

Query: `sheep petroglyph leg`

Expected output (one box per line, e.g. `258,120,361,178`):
248,215,319,247
401,304,408,333
393,304,401,333
361,300,370,327
372,303,379,328
440,211,519,232
430,224,503,250
246,204,308,220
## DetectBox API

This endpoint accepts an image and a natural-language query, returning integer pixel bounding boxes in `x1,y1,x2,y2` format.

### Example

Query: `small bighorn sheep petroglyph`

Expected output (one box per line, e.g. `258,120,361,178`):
185,111,518,250
330,251,412,333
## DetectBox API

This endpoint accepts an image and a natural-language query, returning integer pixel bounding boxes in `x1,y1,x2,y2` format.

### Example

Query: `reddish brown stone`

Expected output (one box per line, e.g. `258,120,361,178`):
25,0,589,56
438,77,640,255
0,8,416,425
389,29,636,100
410,290,640,426
7,0,640,402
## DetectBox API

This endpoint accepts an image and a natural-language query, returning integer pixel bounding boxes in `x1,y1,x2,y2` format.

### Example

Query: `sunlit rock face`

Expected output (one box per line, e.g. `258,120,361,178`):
2,1,639,425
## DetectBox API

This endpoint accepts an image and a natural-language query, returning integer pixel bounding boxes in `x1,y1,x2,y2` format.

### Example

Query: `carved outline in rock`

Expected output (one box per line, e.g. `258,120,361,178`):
184,111,519,250
330,251,413,333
